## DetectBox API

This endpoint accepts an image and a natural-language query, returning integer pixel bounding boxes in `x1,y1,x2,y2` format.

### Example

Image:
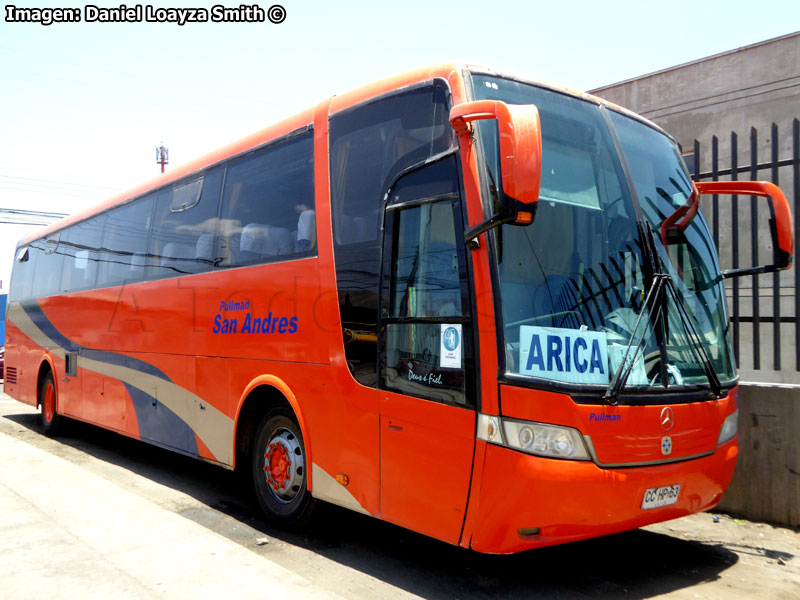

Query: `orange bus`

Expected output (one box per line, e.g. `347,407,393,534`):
3,63,794,553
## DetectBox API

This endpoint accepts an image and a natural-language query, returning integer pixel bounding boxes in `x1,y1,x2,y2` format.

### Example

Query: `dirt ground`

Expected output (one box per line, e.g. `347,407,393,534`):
2,388,798,599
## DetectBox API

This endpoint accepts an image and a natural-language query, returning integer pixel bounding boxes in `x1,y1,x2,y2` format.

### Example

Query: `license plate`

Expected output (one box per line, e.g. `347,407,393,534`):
641,484,681,509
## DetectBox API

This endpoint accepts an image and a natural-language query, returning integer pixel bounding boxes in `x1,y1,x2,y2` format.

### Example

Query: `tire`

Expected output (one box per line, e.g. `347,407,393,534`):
39,371,62,436
251,408,315,526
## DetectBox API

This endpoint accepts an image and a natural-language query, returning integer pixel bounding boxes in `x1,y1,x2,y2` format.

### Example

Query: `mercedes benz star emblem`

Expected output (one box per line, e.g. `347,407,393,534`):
660,407,675,431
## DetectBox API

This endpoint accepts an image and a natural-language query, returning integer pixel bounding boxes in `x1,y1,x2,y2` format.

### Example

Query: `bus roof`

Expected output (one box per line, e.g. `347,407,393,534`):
22,61,667,245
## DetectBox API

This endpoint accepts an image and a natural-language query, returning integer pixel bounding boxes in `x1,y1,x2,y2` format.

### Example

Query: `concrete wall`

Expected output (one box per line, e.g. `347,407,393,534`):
590,33,800,384
716,383,800,527
589,33,800,158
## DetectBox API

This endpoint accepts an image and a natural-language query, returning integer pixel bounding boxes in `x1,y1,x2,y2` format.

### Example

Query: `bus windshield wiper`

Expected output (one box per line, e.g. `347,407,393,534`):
661,275,722,397
648,207,722,398
603,273,668,404
602,271,721,403
604,227,722,402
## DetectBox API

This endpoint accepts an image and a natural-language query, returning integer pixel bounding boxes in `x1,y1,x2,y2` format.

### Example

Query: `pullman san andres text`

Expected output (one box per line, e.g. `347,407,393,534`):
213,300,298,336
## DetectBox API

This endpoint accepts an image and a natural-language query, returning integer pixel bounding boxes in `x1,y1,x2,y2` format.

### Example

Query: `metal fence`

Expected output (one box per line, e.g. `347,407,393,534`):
687,119,800,377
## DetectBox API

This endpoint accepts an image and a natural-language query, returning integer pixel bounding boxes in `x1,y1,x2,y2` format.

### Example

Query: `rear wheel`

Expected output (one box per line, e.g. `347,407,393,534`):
251,408,316,526
39,371,62,436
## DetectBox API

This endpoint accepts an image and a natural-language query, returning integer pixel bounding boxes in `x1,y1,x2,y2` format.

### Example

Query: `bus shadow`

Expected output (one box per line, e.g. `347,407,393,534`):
275,505,743,600
4,411,743,599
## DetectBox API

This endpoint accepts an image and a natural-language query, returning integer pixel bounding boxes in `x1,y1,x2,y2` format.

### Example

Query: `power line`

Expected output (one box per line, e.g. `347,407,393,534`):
1,208,68,218
0,219,53,226
0,208,68,227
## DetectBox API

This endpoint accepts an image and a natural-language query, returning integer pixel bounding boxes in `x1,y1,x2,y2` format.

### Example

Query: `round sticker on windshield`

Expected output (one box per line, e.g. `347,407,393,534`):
443,327,459,351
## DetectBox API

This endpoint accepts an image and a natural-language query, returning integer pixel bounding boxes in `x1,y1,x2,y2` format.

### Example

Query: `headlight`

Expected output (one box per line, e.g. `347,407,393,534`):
717,409,738,446
478,414,589,460
503,420,589,459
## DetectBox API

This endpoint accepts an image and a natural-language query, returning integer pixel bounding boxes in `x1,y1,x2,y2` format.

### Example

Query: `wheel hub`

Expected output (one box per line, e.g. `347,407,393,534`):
263,428,303,503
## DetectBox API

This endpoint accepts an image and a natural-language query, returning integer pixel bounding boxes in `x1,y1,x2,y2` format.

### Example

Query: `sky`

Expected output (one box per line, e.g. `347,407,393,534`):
0,0,798,291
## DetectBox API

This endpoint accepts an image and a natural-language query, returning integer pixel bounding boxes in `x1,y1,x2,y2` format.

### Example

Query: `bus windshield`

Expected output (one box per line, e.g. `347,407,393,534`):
471,74,735,392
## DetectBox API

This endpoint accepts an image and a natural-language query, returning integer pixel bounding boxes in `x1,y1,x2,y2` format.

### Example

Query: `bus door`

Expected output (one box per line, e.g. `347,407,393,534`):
378,156,477,544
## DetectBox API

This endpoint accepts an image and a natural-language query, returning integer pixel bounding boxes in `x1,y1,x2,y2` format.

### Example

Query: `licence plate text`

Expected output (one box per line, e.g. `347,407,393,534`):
641,484,681,509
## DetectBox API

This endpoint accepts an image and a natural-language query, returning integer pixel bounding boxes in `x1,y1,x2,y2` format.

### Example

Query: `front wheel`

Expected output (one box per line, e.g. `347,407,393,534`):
39,371,62,436
251,408,316,526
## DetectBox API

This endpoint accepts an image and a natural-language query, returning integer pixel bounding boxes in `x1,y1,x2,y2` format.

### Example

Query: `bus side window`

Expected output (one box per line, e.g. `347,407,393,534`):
60,215,105,293
380,156,471,406
329,83,453,387
9,246,34,302
30,235,64,299
96,197,154,289
216,130,315,268
390,202,462,318
148,168,223,279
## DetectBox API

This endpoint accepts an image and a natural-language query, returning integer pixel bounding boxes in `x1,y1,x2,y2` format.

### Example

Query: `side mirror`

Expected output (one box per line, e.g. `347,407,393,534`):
695,181,794,277
449,100,542,246
660,187,699,247
450,100,542,204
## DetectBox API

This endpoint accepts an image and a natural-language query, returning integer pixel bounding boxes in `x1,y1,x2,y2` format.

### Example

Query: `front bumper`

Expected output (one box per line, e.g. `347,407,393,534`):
466,438,737,554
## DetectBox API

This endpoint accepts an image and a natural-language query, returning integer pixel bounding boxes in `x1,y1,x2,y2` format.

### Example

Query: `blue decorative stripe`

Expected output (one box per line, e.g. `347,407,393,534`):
21,300,171,382
124,384,198,455
22,300,197,454
22,300,79,353
82,348,171,382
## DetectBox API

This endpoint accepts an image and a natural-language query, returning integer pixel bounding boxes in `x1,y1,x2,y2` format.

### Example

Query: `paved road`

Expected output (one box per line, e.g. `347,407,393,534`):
1,388,798,599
